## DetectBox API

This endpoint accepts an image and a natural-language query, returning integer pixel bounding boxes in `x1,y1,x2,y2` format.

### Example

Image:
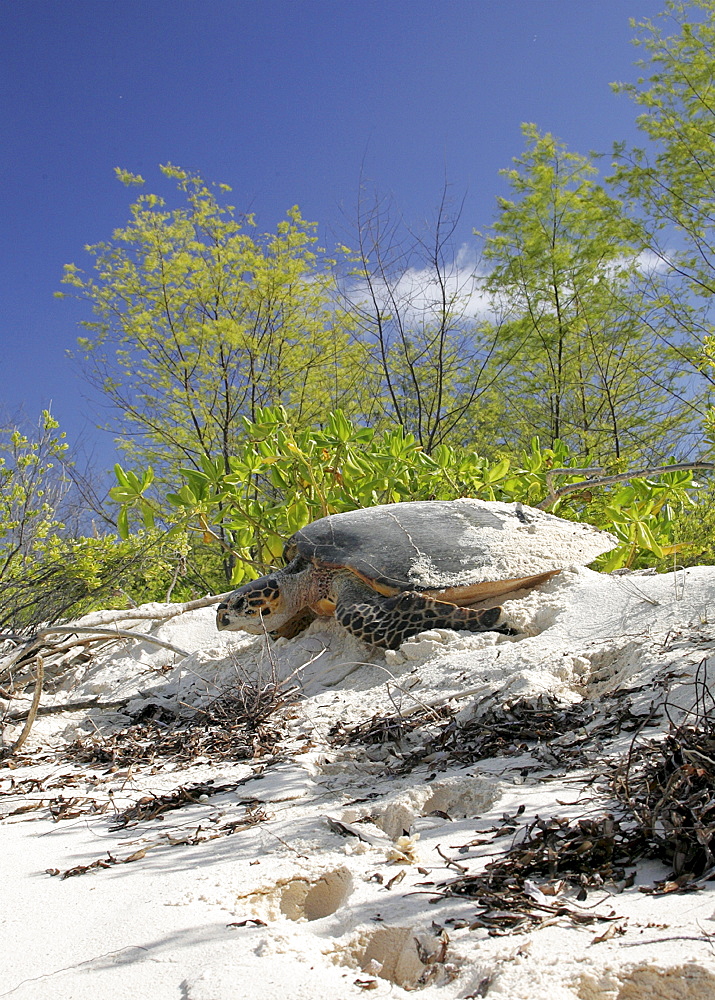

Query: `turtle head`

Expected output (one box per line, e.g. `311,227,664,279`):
216,576,289,634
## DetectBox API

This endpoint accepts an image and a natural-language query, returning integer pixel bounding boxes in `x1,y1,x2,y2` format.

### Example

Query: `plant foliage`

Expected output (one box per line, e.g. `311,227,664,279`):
111,407,700,588
58,165,367,477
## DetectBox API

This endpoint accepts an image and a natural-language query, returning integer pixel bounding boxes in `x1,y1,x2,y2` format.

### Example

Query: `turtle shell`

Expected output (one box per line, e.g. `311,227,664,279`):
288,499,617,602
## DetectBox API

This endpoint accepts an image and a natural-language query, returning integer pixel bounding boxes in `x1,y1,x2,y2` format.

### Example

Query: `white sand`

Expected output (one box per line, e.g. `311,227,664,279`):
2,565,715,999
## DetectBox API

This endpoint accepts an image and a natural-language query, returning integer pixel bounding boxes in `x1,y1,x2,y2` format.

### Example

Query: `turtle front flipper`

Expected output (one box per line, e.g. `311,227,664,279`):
270,607,317,640
332,575,509,650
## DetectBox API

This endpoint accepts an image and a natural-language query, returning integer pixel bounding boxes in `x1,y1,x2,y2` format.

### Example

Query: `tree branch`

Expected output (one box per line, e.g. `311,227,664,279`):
537,461,714,510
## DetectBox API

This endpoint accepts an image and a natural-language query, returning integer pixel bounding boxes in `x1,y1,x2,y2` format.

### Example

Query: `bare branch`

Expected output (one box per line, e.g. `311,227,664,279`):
538,461,714,510
3,656,44,756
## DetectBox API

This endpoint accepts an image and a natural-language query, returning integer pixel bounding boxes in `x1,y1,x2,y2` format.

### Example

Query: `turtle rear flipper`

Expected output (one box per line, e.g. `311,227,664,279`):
332,575,508,650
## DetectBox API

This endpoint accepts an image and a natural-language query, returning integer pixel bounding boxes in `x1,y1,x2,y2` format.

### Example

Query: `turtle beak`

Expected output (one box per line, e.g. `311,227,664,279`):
216,602,230,630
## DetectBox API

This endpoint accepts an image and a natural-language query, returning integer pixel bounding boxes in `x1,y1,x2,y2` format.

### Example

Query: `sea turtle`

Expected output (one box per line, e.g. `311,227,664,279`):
216,499,616,650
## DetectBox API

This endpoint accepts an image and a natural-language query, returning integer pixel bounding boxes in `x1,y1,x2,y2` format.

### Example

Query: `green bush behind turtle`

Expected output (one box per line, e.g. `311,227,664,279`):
3,408,705,626
111,406,705,590
0,530,229,633
0,412,229,629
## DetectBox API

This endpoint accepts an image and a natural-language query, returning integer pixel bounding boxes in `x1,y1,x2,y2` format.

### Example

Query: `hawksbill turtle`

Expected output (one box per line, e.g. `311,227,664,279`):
216,499,617,650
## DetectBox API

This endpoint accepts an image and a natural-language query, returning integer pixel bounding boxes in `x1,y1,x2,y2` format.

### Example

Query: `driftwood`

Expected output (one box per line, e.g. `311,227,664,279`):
0,626,190,686
0,623,191,755
0,594,235,751
26,625,190,657
0,592,233,681
66,592,232,629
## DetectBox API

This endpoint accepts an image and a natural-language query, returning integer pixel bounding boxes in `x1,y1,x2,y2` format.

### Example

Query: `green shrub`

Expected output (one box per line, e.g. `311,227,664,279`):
0,528,233,633
111,407,702,586
0,411,68,581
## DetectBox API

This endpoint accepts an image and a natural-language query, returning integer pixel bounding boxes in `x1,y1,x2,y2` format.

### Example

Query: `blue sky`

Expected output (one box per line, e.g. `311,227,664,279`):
1,0,667,471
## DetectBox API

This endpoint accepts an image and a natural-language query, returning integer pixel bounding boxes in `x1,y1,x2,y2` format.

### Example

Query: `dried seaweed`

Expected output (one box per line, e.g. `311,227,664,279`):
430,665,715,915
420,813,637,936
614,727,715,880
436,695,661,767
609,658,715,888
59,683,294,768
110,780,261,829
63,716,267,768
331,693,658,775
44,798,269,879
328,704,453,747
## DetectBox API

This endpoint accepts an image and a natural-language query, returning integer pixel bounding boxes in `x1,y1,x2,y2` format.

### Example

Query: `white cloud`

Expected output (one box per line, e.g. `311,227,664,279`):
345,243,493,324
343,243,671,331
634,249,673,276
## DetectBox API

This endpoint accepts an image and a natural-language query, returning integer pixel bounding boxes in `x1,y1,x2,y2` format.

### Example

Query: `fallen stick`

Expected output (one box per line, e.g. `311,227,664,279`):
4,695,154,722
4,656,44,756
30,625,191,657
0,624,193,685
64,593,233,629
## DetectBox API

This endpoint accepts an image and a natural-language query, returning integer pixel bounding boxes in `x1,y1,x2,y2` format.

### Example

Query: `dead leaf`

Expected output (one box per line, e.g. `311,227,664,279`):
591,922,626,945
123,847,149,863
385,869,406,890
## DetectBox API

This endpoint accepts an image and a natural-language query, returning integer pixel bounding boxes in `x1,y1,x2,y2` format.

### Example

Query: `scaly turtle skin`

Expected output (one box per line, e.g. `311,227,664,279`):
216,499,617,650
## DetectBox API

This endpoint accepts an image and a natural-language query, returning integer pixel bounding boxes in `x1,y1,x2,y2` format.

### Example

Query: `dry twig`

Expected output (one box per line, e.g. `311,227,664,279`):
2,656,44,757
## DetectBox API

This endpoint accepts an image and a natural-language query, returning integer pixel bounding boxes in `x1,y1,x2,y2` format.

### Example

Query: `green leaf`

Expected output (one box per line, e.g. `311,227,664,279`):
117,506,129,540
483,458,510,484
634,520,663,558
114,464,130,488
140,502,155,530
